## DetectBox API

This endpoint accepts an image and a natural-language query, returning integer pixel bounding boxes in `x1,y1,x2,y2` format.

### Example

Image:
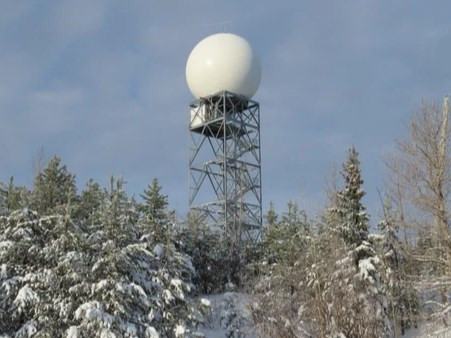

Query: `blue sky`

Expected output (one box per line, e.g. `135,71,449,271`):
1,1,450,221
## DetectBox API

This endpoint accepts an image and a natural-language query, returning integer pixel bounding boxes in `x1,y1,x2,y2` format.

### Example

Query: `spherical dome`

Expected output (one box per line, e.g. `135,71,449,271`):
186,33,261,99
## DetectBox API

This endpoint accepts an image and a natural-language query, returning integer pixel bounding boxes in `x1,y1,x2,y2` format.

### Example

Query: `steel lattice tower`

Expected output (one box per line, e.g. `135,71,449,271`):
189,90,262,244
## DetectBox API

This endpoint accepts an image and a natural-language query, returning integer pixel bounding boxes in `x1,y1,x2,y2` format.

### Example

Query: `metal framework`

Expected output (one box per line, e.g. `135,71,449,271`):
189,91,262,244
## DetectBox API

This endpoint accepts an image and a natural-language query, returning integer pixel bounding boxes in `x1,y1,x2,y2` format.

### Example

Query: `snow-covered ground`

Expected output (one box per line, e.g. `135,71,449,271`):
200,292,256,338
404,322,451,338
402,327,451,338
197,293,451,338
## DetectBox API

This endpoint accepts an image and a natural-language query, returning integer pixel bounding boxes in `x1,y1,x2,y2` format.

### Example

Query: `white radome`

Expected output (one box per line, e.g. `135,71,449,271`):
186,33,261,99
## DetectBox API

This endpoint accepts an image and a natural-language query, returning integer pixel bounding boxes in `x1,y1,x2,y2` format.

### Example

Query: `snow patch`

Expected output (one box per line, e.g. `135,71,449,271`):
0,263,7,279
75,301,114,327
92,279,109,293
200,293,256,338
66,326,79,338
100,329,116,338
174,324,186,337
171,278,185,300
145,326,159,338
153,244,163,258
15,319,37,337
163,289,175,304
200,298,211,307
14,285,39,312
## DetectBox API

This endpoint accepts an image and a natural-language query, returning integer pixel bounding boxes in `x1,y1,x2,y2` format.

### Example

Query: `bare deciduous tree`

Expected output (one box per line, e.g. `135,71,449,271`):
385,97,451,331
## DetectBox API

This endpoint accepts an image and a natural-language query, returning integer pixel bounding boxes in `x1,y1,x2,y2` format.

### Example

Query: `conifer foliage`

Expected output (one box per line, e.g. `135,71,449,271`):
0,157,197,337
0,182,6,215
329,146,369,245
3,97,451,337
140,178,173,244
178,211,233,294
251,147,391,338
32,156,77,215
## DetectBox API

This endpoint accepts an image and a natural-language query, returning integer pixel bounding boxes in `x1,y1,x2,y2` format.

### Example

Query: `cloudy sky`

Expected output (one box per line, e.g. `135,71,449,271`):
1,0,450,220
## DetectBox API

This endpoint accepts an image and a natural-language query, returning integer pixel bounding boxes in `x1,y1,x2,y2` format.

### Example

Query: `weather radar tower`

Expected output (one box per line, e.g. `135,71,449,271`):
186,33,262,247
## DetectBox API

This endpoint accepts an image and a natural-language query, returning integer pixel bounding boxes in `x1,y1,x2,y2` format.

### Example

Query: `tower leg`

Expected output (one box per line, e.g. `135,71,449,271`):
189,91,262,257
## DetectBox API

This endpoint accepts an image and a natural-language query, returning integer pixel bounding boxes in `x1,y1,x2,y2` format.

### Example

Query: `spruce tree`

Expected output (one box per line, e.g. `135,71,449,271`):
324,147,390,336
329,146,369,245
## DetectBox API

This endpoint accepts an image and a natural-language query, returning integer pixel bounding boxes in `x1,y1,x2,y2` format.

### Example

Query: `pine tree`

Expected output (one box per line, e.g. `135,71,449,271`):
0,207,89,336
261,201,310,267
141,178,168,220
97,176,137,247
78,179,105,223
0,177,30,214
139,178,173,243
178,211,231,293
265,201,278,228
1,169,200,337
32,156,77,215
77,176,195,337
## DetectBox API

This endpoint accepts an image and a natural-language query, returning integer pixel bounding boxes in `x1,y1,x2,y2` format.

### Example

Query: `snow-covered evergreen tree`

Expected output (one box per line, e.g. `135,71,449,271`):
0,178,30,215
328,146,369,245
251,147,391,337
326,147,390,336
260,201,310,267
78,179,105,223
139,178,174,244
140,178,168,218
178,210,231,293
265,201,277,228
32,156,77,215
0,207,89,336
250,203,317,337
71,177,196,337
1,165,200,337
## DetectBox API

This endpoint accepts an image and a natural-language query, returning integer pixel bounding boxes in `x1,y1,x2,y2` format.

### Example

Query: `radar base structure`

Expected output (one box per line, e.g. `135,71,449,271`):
189,91,262,246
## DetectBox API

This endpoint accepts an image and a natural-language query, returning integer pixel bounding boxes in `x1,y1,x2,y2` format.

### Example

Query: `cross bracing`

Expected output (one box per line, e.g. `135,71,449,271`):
189,91,262,244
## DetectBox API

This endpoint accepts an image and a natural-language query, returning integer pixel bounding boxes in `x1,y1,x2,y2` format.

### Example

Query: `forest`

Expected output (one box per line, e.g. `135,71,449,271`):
1,98,450,338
